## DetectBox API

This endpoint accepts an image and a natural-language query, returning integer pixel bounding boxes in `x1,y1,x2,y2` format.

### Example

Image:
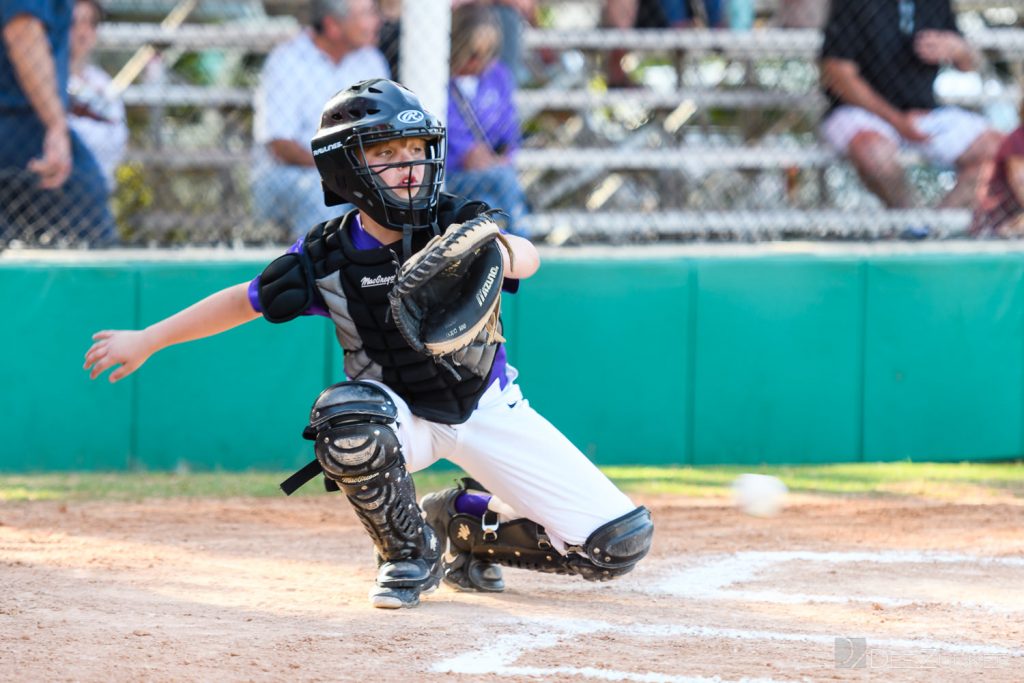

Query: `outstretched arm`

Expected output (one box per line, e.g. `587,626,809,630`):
84,282,260,382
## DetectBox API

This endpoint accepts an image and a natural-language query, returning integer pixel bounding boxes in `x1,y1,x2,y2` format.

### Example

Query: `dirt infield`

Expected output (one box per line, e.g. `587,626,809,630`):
2,493,1023,682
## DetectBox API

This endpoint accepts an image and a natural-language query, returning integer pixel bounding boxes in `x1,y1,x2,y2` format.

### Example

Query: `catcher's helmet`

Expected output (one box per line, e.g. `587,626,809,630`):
311,79,446,231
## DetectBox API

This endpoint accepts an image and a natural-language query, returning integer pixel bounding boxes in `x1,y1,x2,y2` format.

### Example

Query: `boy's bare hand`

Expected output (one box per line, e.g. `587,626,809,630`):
84,330,154,382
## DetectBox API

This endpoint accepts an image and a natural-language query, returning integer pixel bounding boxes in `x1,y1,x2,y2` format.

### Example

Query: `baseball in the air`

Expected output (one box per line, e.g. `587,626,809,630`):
731,473,788,517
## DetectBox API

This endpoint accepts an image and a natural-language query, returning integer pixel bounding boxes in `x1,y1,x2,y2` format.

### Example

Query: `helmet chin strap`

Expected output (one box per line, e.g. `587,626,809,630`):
401,225,413,263
396,180,439,262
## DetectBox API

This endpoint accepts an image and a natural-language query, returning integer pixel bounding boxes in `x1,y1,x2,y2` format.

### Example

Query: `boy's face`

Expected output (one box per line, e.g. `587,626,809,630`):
362,137,429,203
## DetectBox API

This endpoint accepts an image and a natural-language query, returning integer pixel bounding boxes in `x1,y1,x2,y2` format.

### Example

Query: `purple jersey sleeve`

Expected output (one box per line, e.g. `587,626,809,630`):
248,237,330,317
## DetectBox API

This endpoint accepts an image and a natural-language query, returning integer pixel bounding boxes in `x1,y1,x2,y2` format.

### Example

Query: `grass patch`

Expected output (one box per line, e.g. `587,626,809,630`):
604,461,1024,500
0,462,1021,502
0,469,469,503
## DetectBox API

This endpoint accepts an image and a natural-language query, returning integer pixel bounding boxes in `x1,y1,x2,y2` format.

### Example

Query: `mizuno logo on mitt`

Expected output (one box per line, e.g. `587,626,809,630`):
387,211,512,359
476,266,500,306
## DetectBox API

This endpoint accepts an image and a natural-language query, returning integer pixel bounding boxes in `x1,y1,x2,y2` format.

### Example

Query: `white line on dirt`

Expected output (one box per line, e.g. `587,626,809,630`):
448,664,789,683
653,550,1024,612
430,617,793,682
431,616,1024,680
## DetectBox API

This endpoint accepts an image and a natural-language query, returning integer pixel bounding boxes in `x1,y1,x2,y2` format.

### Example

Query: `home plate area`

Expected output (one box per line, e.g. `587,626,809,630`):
432,551,1024,682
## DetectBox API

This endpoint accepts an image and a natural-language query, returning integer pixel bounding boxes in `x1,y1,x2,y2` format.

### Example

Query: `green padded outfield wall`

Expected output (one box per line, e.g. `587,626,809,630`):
3,246,1023,471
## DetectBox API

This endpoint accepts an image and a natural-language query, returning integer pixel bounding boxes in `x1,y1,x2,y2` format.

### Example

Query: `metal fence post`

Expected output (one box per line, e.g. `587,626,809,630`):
400,0,451,124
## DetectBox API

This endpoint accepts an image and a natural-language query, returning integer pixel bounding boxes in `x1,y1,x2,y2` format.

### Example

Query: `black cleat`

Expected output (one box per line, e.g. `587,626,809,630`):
420,480,505,593
369,527,442,609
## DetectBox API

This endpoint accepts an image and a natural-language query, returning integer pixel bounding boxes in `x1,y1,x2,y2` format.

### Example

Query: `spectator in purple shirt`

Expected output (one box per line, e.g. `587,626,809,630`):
445,3,529,235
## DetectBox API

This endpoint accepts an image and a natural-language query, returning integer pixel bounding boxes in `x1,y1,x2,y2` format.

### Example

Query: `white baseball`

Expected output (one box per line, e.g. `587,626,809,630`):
731,473,788,517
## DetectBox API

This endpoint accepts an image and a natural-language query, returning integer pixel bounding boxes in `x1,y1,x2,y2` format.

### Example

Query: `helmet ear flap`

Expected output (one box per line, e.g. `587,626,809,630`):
322,181,346,207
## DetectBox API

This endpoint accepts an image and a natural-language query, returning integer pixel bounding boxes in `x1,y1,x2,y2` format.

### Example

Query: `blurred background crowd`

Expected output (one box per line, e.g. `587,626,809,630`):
4,0,1024,248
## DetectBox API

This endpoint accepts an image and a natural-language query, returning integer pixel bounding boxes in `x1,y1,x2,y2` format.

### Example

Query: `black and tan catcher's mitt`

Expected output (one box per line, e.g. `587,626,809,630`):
388,211,513,358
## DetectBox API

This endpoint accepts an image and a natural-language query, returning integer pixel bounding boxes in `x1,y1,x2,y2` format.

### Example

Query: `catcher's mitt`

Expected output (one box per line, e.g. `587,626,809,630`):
388,211,513,358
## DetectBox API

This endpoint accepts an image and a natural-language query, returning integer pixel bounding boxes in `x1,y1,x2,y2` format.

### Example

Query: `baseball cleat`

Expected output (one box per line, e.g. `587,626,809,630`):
368,585,422,609
369,527,442,610
420,480,505,593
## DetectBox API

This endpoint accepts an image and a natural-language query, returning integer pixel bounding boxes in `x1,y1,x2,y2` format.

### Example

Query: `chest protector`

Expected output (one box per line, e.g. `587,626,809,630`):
303,194,500,424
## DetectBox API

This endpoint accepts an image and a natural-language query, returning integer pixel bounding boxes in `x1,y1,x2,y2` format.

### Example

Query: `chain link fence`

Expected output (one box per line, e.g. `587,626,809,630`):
2,0,1023,249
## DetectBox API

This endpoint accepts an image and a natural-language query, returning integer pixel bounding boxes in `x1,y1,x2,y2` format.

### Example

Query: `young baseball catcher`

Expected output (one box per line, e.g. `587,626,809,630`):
84,79,653,609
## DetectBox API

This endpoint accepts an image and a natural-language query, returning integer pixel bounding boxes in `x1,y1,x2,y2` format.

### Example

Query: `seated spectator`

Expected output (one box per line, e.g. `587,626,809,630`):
68,0,126,192
776,0,828,28
602,1,734,86
660,0,724,28
601,0,666,87
971,107,1024,237
252,0,389,238
387,1,537,85
819,0,1001,218
445,3,529,234
603,1,725,30
603,0,666,29
488,0,538,85
1,0,116,245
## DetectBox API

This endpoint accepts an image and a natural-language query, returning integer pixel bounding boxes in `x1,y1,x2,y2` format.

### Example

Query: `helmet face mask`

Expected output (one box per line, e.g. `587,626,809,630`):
312,80,446,232
353,132,444,219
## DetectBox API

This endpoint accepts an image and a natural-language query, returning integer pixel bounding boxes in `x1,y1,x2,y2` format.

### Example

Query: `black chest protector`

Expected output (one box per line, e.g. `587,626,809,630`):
301,194,498,425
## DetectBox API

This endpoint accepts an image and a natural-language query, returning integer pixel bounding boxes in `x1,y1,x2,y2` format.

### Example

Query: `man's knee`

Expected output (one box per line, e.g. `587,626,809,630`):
958,129,1002,169
847,130,901,172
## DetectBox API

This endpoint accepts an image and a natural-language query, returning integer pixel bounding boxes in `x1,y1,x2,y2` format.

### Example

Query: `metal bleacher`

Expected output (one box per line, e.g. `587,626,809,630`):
94,2,1024,244
512,15,1024,241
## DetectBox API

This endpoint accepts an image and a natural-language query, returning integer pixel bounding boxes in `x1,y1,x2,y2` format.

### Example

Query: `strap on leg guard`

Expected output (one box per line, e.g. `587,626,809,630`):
446,505,654,582
307,381,438,589
445,513,572,576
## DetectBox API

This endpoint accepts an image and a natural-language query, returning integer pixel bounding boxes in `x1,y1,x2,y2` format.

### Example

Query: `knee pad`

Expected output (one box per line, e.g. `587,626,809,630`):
566,506,654,581
309,381,401,484
307,381,433,565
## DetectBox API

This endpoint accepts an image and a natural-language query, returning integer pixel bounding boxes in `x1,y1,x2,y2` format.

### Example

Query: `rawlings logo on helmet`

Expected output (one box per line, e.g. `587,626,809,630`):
312,140,342,157
397,110,425,124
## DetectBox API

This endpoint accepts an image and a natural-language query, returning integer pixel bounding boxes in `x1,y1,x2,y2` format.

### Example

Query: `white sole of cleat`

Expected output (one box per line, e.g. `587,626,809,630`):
369,586,422,609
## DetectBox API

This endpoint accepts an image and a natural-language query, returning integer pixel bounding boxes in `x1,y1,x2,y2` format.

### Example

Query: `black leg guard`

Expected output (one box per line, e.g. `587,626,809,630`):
308,381,440,607
445,505,654,582
420,478,505,592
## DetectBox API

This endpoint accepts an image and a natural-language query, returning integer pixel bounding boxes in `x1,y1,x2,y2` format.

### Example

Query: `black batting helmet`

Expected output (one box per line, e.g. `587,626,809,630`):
311,79,446,231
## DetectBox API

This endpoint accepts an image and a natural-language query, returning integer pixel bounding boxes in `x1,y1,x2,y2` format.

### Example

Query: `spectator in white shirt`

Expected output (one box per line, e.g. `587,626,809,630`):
67,0,127,192
252,0,389,238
